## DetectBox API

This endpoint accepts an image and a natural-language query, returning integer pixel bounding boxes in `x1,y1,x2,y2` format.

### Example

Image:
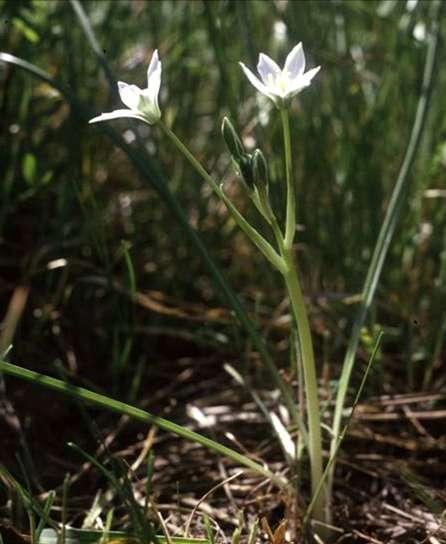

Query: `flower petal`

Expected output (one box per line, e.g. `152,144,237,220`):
298,65,321,86
257,53,281,84
284,42,305,78
146,57,161,103
147,49,160,86
137,92,161,123
239,62,275,99
118,82,142,110
287,66,321,97
89,109,148,124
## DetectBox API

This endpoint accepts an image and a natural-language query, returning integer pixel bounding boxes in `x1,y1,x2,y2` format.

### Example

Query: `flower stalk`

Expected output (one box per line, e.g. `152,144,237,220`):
273,108,326,526
157,121,305,430
163,46,328,528
281,108,296,249
239,44,328,526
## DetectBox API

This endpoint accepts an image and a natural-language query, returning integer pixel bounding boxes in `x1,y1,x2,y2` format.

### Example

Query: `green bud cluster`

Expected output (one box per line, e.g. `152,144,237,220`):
221,117,269,195
221,117,273,223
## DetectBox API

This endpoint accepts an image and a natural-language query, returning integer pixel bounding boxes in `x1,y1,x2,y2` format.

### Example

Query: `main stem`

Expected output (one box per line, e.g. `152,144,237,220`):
280,108,327,525
282,249,326,524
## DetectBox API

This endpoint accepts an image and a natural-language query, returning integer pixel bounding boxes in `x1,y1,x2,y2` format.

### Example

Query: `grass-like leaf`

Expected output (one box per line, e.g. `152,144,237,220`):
0,360,288,491
329,0,443,491
39,527,209,544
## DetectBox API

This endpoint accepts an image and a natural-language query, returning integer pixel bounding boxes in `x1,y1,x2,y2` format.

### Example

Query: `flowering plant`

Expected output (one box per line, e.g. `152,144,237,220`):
88,41,329,535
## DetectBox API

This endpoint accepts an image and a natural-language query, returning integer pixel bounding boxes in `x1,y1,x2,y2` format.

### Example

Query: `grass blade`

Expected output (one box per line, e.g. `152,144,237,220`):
67,444,155,543
328,0,443,492
0,360,288,490
39,527,208,544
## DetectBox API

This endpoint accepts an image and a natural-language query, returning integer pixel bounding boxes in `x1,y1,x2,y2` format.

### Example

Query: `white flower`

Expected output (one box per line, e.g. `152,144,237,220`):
89,50,162,125
239,43,320,107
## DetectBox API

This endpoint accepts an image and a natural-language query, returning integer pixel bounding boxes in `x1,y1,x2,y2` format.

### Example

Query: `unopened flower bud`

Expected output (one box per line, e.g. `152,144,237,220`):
252,148,269,190
221,117,245,161
238,154,255,189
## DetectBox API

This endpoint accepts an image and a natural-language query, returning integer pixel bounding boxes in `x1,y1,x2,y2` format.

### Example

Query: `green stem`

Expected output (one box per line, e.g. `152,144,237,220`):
278,106,327,524
303,332,383,529
159,122,285,274
282,249,326,525
0,360,288,490
270,214,285,252
281,109,296,250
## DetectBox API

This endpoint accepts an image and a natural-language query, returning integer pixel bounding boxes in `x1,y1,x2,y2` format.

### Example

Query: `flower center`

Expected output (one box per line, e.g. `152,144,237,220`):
267,71,290,94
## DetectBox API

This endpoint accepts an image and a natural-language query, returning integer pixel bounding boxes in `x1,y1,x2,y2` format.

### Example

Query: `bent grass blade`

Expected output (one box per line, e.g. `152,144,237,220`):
0,360,288,491
39,527,209,544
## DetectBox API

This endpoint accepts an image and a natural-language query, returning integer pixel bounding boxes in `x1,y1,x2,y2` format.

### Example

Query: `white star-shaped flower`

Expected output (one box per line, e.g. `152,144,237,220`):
239,43,320,107
89,49,162,125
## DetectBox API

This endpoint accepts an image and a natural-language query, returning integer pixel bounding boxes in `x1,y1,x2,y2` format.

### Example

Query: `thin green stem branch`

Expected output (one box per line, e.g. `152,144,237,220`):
278,107,328,526
158,121,305,428
159,122,285,273
277,105,327,525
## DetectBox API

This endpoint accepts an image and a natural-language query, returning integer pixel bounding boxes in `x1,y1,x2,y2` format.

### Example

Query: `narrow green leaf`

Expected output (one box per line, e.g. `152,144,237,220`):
39,527,208,544
203,515,214,544
329,0,444,492
36,491,56,541
0,360,288,490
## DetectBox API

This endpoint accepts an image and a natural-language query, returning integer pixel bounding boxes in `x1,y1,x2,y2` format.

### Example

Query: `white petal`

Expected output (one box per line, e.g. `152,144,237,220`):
299,65,321,85
137,91,161,123
239,62,274,98
147,49,160,85
143,50,162,120
118,81,142,110
284,42,305,77
146,58,161,103
89,109,147,124
257,53,281,84
288,66,321,96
